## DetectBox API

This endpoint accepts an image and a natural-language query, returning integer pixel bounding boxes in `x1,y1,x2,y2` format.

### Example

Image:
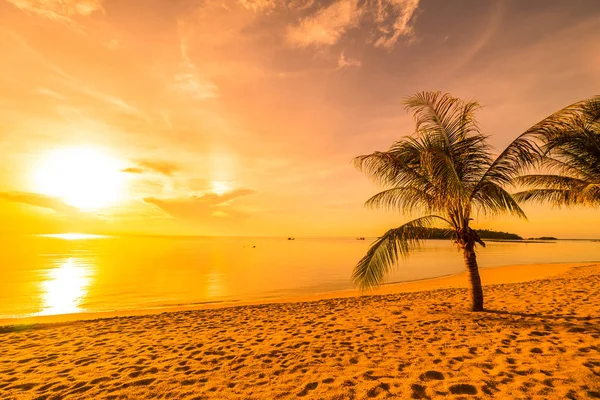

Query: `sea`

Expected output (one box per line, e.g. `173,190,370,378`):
1,234,599,320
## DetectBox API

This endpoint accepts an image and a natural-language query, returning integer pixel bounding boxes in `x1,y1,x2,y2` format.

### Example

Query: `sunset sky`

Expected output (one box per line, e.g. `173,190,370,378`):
1,0,599,238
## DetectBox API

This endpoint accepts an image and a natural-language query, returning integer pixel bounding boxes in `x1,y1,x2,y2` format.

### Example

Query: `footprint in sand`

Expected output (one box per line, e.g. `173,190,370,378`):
367,382,390,398
419,370,445,381
411,383,428,399
297,381,318,397
449,383,478,395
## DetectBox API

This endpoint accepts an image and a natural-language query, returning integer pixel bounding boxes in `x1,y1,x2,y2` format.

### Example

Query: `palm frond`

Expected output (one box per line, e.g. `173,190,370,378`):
581,96,600,131
352,215,450,291
514,180,600,207
364,187,435,214
353,148,432,190
404,92,490,188
512,189,583,207
514,174,589,190
535,155,591,180
446,134,492,189
471,181,527,218
473,132,542,190
403,91,482,148
511,96,600,208
476,98,596,191
418,145,466,199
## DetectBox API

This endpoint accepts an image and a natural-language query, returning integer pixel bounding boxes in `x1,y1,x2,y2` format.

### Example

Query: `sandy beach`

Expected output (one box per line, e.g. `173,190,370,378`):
1,262,599,399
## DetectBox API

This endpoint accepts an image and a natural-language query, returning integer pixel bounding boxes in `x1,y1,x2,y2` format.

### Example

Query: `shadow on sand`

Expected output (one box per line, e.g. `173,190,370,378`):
478,309,600,334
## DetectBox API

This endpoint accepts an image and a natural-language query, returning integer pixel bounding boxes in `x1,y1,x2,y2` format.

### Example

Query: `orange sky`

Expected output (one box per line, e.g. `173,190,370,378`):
1,0,599,238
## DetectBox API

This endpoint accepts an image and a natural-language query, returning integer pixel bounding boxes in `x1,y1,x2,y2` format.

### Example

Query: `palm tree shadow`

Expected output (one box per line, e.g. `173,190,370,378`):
481,309,599,333
485,309,595,321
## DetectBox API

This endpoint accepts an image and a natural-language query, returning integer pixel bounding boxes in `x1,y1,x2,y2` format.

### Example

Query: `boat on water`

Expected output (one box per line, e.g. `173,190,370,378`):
287,237,295,240
356,237,365,240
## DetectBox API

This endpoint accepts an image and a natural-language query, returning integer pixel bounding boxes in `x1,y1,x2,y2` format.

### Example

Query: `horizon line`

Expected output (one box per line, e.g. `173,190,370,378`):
3,232,598,241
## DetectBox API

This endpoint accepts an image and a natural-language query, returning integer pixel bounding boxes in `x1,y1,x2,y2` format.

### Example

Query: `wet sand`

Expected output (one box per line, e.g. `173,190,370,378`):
1,263,599,399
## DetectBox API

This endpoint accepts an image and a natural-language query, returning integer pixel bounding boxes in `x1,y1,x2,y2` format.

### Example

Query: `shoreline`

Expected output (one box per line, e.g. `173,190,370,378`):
2,263,598,399
0,261,591,328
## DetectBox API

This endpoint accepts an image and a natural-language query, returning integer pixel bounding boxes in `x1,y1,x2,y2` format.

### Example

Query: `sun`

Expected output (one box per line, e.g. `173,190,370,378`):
34,146,126,211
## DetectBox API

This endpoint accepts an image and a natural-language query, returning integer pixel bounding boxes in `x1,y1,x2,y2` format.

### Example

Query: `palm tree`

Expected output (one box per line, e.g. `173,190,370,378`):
353,91,532,312
512,96,600,206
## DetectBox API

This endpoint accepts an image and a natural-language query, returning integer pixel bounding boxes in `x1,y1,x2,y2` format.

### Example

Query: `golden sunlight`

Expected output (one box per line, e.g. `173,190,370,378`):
211,180,231,196
3,2,600,399
41,233,109,240
38,258,92,316
33,147,126,211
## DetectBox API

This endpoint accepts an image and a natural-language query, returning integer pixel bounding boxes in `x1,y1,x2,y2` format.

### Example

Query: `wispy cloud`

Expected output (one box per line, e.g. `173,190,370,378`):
286,0,419,49
238,0,316,12
6,0,104,24
449,0,504,73
122,160,180,177
286,0,361,47
173,72,219,100
37,87,66,99
7,32,147,119
337,51,361,69
144,189,256,221
121,167,144,174
174,20,219,100
371,0,419,49
238,0,280,12
290,0,316,11
0,191,78,214
77,84,146,117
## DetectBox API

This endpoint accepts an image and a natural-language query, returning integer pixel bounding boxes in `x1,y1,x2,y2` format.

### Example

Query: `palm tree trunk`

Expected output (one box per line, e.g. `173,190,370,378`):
463,247,484,311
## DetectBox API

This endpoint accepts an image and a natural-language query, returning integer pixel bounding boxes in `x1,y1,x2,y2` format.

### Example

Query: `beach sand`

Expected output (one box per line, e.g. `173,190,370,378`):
1,263,599,399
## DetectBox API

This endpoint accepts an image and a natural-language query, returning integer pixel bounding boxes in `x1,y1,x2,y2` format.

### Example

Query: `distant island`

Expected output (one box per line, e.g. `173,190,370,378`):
527,236,558,240
419,228,523,240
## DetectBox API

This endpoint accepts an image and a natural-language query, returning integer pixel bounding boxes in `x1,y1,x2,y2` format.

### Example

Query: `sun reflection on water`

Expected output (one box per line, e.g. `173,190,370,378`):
205,271,224,298
38,258,93,316
41,233,109,240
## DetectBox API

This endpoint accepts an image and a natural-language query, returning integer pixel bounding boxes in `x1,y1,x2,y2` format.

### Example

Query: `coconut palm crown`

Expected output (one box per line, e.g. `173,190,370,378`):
353,91,532,312
513,96,600,206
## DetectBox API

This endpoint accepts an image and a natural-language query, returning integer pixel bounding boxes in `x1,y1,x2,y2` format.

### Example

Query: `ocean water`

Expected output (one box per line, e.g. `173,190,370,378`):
0,234,599,320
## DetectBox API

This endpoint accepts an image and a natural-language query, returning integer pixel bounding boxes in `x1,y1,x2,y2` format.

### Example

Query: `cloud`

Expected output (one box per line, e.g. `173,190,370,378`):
6,0,104,24
449,0,504,73
337,51,361,69
238,0,281,12
173,72,219,100
290,0,316,11
286,0,361,47
9,32,148,119
37,87,66,100
121,167,144,174
0,191,78,214
105,38,122,50
144,189,256,221
371,0,419,49
285,0,419,49
122,160,180,176
238,0,316,12
175,20,219,100
79,86,142,116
